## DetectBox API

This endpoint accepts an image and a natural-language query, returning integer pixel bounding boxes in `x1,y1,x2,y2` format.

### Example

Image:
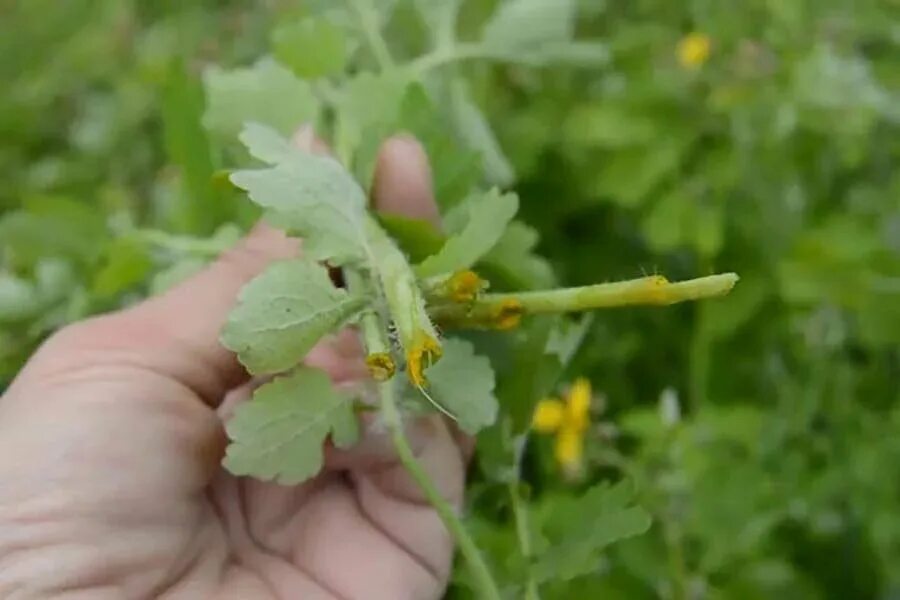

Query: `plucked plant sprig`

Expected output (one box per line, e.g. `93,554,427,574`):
205,2,738,598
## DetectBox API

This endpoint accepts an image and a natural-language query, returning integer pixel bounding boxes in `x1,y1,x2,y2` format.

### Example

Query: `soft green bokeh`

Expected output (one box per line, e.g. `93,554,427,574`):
2,1,899,598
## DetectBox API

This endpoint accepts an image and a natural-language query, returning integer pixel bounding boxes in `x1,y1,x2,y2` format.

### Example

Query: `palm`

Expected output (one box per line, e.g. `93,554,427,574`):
0,340,461,600
0,136,456,599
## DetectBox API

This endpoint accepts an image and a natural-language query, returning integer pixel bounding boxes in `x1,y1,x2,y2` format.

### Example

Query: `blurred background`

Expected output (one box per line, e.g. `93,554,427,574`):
2,1,900,598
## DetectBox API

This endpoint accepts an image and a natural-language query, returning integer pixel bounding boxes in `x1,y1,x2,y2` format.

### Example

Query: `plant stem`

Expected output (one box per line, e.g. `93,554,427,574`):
353,280,501,599
379,383,503,600
431,273,739,326
409,43,519,74
509,481,540,600
348,0,394,71
134,228,235,256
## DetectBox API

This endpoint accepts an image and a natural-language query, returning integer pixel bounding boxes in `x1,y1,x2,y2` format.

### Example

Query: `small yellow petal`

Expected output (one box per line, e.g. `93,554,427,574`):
532,399,565,433
554,427,584,471
365,352,395,382
566,377,592,431
406,333,442,387
677,32,711,69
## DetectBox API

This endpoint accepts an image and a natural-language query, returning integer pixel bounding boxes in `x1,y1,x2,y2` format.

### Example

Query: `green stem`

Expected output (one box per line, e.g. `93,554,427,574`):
353,283,500,599
432,273,739,327
379,383,503,600
134,228,233,257
348,0,395,70
409,43,517,74
509,481,540,600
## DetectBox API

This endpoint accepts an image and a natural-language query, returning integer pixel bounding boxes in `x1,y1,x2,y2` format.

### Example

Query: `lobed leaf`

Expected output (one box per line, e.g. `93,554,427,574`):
271,18,348,79
482,0,575,54
221,259,367,374
239,123,297,165
223,367,359,485
203,58,318,138
532,480,652,582
424,338,498,434
415,189,519,278
449,79,514,187
230,151,371,265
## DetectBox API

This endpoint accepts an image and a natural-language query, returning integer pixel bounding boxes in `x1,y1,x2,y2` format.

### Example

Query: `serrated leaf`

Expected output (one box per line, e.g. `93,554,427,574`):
239,123,296,165
223,367,358,484
415,189,519,277
271,18,347,79
424,338,498,434
221,259,367,374
532,480,652,582
482,0,575,53
230,152,370,265
203,58,318,138
449,79,514,187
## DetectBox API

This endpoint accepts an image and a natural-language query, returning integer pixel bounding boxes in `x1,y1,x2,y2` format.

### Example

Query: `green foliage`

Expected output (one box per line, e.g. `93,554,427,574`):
424,338,498,435
3,0,900,598
230,131,370,265
203,59,319,138
416,189,518,277
224,367,358,484
222,259,367,375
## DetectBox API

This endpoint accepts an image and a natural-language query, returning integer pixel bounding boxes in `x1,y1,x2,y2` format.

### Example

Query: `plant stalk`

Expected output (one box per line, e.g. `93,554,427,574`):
349,0,395,70
431,273,739,326
352,272,501,599
379,382,502,600
509,481,540,600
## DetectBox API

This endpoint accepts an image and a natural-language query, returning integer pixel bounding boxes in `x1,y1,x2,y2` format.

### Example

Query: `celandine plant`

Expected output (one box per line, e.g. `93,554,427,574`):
205,2,738,598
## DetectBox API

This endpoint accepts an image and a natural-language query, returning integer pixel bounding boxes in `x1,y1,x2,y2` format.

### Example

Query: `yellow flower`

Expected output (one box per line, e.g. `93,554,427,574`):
677,32,711,69
531,377,593,474
406,332,442,387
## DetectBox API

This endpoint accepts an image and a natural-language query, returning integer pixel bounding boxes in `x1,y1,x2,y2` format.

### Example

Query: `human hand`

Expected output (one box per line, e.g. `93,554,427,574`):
0,137,464,600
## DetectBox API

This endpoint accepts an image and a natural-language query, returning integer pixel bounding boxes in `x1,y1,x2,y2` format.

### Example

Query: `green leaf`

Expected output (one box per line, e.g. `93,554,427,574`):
480,220,556,289
271,18,347,79
0,197,108,269
482,0,574,53
413,0,461,46
92,237,153,298
376,213,446,263
415,189,519,277
223,367,358,484
563,103,657,148
239,123,296,165
394,84,481,208
230,152,370,265
424,338,498,434
495,316,579,433
203,58,319,138
532,480,652,582
336,71,410,174
449,79,514,187
162,58,222,234
591,138,689,207
221,259,367,374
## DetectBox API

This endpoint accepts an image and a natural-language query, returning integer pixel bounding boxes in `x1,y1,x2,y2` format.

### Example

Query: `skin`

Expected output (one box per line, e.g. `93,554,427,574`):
0,137,462,600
